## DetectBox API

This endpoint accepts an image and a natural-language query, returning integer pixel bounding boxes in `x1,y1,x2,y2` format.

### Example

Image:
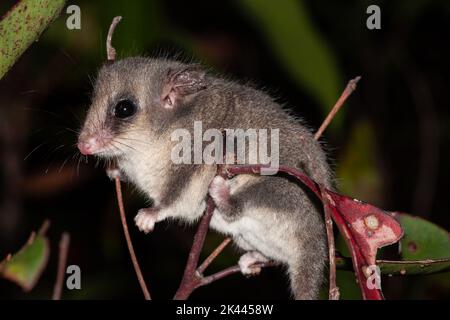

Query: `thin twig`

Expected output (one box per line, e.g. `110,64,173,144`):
319,187,339,300
197,237,232,275
313,76,361,299
107,16,122,61
38,219,50,236
173,197,216,300
173,188,275,299
199,261,277,288
192,152,234,279
314,76,361,140
106,18,150,299
114,177,151,300
52,232,70,300
199,265,241,287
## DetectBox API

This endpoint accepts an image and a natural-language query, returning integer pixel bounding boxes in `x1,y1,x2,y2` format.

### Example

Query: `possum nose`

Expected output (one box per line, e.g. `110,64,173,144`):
78,137,99,155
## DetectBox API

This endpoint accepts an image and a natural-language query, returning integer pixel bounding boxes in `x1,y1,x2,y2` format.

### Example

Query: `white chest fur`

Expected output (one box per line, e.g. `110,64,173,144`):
118,146,170,204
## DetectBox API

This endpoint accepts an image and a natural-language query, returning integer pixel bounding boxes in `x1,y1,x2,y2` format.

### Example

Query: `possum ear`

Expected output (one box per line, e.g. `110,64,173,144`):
161,65,206,108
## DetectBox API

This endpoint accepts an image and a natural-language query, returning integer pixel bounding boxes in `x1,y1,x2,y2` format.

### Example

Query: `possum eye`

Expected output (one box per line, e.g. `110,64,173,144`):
114,99,137,119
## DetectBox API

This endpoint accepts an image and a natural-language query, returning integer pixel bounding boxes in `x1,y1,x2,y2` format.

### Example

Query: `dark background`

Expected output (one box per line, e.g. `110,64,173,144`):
0,0,449,299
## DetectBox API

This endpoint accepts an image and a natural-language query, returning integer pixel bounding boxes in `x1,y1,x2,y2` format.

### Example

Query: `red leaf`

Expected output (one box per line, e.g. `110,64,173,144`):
320,187,403,299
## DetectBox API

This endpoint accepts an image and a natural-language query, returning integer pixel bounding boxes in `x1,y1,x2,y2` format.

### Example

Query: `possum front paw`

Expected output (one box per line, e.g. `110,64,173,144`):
106,165,123,181
238,251,268,277
209,175,230,206
134,207,159,234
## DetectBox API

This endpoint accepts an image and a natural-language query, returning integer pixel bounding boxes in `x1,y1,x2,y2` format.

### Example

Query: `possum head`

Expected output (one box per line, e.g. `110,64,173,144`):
77,57,207,159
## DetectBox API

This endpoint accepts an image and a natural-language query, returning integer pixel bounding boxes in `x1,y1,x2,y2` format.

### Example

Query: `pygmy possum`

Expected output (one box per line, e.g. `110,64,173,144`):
78,57,333,299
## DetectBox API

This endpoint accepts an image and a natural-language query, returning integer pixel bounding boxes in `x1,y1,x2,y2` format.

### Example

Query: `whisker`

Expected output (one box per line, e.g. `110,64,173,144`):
113,140,138,152
77,154,82,176
63,127,80,135
109,142,126,155
49,144,67,155
118,136,152,146
24,143,46,161
58,155,71,173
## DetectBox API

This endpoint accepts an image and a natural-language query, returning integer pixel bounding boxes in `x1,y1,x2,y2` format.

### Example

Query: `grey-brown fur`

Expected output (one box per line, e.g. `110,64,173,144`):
78,57,332,299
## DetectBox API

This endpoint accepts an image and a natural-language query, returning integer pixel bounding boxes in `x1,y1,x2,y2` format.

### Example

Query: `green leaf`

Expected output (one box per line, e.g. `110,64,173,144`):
0,232,50,291
0,0,66,79
378,259,450,276
237,0,341,118
336,256,450,275
336,213,450,276
397,213,450,260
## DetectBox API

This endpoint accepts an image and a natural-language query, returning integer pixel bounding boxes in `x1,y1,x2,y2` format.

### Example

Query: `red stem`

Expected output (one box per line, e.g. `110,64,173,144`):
319,187,339,300
173,197,216,300
197,237,232,275
114,177,151,300
52,232,70,300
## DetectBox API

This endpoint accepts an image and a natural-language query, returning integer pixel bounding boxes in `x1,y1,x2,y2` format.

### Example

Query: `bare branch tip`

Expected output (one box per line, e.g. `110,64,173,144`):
106,16,123,62
52,232,70,300
348,76,362,91
38,219,51,236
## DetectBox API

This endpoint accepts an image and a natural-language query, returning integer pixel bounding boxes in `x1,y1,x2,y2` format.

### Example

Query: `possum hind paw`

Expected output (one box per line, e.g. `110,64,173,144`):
238,251,268,277
208,175,230,205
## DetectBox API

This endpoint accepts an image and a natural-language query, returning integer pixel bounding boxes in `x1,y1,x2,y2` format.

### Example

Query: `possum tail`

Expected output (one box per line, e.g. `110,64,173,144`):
288,239,327,300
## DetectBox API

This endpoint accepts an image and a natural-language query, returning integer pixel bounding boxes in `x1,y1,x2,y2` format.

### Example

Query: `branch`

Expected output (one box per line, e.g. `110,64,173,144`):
319,187,339,300
313,76,360,299
173,197,216,300
174,203,276,299
107,16,122,62
336,256,450,276
52,232,70,300
104,17,150,300
173,164,278,299
38,219,50,237
198,261,278,288
197,237,232,275
314,76,361,140
114,177,151,300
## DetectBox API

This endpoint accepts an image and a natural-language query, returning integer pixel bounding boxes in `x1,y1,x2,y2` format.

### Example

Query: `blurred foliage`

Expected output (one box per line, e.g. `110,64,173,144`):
336,120,383,204
0,230,49,292
0,0,66,79
237,0,342,122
